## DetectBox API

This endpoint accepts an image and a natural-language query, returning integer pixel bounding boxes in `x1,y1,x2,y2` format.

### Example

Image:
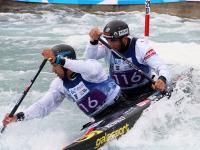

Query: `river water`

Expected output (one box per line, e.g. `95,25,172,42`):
0,6,200,150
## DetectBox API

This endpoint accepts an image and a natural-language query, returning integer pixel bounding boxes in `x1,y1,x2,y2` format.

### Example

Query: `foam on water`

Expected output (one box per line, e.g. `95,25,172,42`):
102,67,200,150
151,42,200,66
0,7,200,150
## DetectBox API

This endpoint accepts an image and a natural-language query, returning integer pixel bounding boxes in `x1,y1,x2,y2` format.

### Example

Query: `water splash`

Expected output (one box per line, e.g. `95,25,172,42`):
0,8,200,150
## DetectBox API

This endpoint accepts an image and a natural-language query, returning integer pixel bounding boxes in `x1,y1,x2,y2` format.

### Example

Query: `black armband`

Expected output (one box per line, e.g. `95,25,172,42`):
158,76,167,84
16,112,25,121
90,40,98,45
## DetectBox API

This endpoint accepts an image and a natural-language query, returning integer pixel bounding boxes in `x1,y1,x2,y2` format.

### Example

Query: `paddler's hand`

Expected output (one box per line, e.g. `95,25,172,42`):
152,79,166,92
2,113,17,126
42,48,55,64
89,27,102,42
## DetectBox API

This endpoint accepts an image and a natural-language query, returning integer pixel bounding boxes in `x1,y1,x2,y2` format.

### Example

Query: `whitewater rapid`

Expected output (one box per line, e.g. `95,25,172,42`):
0,6,200,150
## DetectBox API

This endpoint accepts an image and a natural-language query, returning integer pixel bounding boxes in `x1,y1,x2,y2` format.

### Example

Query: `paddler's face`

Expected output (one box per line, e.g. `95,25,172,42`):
106,37,127,52
52,64,65,79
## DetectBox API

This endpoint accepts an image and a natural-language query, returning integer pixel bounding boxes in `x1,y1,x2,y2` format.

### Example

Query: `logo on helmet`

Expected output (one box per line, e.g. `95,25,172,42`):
118,28,129,37
113,32,118,38
105,27,110,32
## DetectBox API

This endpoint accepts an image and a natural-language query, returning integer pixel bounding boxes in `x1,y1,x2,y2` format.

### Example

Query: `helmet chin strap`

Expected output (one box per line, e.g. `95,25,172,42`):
63,68,76,80
62,67,68,80
119,38,127,53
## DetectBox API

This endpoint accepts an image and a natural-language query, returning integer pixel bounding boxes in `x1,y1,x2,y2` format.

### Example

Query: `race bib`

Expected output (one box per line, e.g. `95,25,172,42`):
68,81,89,101
112,70,144,87
113,57,132,72
77,89,107,115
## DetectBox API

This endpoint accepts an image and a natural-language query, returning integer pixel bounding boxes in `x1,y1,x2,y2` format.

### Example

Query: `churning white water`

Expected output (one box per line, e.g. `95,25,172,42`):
0,6,200,150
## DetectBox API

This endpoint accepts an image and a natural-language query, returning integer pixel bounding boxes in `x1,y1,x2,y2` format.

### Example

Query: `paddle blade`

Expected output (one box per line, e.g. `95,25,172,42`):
0,125,6,134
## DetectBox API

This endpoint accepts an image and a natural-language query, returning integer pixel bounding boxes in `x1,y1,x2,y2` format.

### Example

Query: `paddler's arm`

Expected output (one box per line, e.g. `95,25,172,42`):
23,78,65,120
2,112,27,126
135,39,171,92
2,114,17,126
56,58,108,83
147,54,170,92
84,27,108,60
2,78,65,125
